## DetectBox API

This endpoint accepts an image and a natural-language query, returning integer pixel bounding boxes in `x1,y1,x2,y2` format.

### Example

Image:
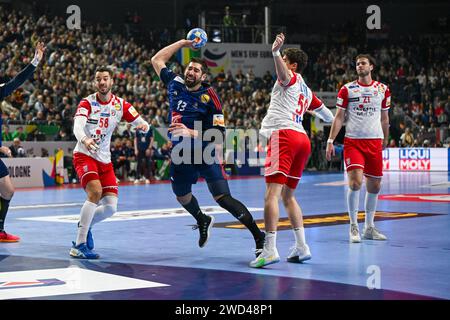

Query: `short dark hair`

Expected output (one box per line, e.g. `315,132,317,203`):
282,48,308,73
95,66,114,77
189,58,208,74
355,54,376,67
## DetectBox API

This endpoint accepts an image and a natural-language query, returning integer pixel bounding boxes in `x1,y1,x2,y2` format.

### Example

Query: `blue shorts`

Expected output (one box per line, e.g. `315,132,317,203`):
0,159,9,179
170,162,230,197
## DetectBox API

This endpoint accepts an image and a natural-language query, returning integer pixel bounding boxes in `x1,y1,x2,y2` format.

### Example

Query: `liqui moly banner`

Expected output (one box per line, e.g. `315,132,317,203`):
382,148,448,171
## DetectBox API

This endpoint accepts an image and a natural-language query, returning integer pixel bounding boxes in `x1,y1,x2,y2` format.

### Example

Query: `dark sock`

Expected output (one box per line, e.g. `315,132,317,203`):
0,197,11,231
216,195,264,242
181,195,207,223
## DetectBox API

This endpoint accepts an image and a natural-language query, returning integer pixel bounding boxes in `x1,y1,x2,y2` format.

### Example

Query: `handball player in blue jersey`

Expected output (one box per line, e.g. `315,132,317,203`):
151,39,265,256
0,42,45,242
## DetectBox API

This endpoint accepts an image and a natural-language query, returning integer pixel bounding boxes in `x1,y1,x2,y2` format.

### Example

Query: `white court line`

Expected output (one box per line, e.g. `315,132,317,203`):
10,203,84,210
18,206,264,223
420,182,450,188
315,180,347,186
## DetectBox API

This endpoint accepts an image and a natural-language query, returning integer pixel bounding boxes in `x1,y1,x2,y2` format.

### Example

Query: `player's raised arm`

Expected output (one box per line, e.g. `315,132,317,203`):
271,33,291,85
151,39,195,78
0,41,46,99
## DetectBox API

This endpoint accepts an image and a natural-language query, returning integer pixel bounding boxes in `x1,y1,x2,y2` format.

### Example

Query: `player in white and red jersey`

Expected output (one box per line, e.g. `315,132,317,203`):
70,66,149,259
250,33,334,268
326,54,391,243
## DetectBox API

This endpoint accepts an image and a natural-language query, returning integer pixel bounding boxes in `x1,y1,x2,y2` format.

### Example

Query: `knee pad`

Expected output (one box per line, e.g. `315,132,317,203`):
102,195,118,216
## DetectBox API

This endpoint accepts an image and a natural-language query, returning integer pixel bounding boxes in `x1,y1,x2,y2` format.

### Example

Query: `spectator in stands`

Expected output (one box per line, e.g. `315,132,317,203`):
54,128,72,141
9,138,26,157
12,126,27,141
223,6,237,42
1,96,19,117
121,123,134,140
400,127,414,147
2,125,13,142
388,139,397,148
134,124,154,183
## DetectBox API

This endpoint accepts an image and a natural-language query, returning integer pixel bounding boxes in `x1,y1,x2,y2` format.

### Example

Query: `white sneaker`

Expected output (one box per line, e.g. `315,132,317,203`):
134,179,140,184
363,226,387,240
287,244,311,263
249,246,280,268
349,223,361,243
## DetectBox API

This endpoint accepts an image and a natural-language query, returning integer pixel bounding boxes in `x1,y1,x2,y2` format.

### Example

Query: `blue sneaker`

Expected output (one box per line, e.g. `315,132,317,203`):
69,241,99,259
87,229,94,250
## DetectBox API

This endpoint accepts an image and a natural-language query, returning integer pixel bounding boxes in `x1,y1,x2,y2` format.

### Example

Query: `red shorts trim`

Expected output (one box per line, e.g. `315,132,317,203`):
73,152,118,195
264,129,311,189
343,138,383,178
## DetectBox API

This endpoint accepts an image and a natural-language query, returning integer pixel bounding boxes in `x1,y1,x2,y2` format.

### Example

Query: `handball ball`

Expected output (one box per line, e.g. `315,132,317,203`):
187,28,208,49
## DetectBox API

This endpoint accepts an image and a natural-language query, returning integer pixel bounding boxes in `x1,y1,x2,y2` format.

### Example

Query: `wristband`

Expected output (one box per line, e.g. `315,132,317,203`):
272,50,281,57
31,55,40,67
327,138,334,144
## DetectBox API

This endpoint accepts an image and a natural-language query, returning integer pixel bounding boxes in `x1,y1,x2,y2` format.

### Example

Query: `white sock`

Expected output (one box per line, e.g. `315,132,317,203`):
365,192,378,228
91,196,118,226
264,231,277,250
293,227,306,247
347,188,360,225
76,201,97,246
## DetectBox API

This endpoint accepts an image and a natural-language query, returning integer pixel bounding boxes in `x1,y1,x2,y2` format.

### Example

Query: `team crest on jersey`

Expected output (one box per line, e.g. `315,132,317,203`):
378,85,386,94
201,94,210,104
114,103,121,111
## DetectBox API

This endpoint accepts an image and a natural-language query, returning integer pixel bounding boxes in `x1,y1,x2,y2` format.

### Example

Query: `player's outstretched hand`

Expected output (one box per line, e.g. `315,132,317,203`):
325,142,335,161
34,41,46,63
272,33,285,53
135,123,149,132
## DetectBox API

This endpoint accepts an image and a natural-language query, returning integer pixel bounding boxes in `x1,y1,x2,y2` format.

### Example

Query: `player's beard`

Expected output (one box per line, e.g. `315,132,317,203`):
185,75,201,88
98,84,112,95
357,69,370,77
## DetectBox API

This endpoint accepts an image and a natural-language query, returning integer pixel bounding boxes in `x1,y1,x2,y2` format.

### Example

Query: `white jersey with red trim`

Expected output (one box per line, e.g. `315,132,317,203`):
73,93,139,163
337,80,391,139
260,72,324,137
